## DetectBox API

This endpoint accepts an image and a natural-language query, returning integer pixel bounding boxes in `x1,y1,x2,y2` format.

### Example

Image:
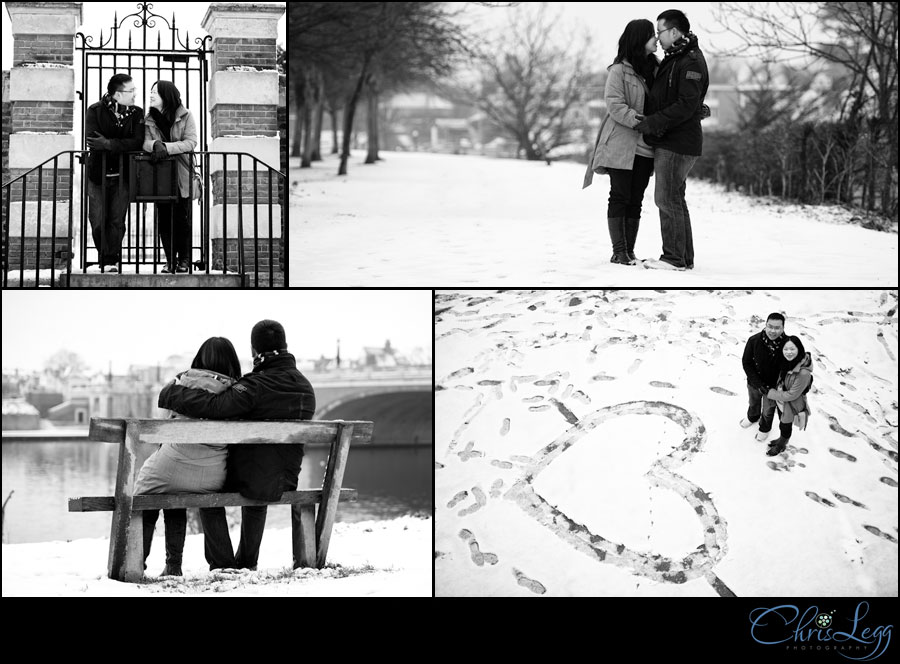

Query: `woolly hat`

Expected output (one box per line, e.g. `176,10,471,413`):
251,319,287,353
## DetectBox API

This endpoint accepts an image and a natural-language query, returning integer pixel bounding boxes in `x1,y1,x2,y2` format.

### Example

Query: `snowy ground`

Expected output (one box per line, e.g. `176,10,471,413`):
435,290,898,597
290,152,897,286
2,516,431,596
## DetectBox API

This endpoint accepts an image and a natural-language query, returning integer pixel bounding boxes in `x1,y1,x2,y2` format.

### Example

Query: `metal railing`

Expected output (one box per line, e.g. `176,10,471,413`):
2,150,285,288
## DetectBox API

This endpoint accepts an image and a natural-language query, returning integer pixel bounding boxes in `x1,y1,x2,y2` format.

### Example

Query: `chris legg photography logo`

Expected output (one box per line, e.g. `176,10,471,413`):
749,602,893,661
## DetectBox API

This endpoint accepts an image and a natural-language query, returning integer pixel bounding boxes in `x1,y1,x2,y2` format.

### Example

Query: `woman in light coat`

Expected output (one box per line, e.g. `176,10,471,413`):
583,19,659,265
765,335,813,456
135,336,242,576
143,80,198,273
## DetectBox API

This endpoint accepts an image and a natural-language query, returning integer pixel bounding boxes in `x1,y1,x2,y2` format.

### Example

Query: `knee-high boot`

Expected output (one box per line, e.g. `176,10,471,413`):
624,218,640,262
608,217,634,265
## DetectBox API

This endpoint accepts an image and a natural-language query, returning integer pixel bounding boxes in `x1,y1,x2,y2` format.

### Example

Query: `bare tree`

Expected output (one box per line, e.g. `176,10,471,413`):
460,3,592,162
713,2,898,218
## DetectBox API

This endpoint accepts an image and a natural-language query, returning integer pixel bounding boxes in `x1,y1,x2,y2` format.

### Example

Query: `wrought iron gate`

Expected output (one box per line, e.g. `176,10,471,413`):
75,2,212,270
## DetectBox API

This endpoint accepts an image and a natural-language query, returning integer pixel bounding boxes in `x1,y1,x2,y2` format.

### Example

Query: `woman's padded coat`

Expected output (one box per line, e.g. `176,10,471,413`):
583,60,651,189
766,353,813,429
143,105,198,199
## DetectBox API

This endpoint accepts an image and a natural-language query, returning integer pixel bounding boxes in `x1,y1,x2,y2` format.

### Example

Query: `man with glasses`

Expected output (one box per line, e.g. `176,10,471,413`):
741,313,788,443
85,74,144,273
633,9,709,271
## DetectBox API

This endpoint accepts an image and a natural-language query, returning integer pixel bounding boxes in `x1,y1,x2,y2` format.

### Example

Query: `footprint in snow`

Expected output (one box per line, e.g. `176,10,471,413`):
650,381,677,389
805,491,836,508
709,387,736,396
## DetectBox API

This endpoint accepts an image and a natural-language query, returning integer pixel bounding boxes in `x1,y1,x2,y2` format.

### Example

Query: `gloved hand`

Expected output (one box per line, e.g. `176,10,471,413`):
700,103,711,120
150,140,168,162
86,132,111,150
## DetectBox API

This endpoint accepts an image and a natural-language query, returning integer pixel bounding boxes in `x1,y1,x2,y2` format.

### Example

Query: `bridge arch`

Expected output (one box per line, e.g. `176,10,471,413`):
316,390,431,446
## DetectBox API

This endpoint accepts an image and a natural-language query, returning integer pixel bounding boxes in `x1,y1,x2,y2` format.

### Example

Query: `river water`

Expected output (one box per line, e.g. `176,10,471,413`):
1,440,433,544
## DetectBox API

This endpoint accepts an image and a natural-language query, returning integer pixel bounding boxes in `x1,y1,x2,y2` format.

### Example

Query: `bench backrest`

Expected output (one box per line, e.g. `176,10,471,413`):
89,418,374,447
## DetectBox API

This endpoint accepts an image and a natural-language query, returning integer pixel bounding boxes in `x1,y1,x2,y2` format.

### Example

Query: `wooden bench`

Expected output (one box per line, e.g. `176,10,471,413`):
69,417,374,582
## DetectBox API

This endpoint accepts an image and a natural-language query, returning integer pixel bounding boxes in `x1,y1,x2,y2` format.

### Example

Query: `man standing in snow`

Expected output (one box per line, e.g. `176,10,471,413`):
158,320,316,571
633,9,708,271
740,313,787,442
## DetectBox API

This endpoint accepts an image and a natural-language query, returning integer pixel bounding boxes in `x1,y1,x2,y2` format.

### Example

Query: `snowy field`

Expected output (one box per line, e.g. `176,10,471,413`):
291,152,897,286
2,516,431,596
435,290,898,597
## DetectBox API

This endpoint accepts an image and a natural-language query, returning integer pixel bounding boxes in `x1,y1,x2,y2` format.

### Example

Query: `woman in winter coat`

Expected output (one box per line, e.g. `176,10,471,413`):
143,80,199,274
765,335,813,456
583,19,659,265
134,337,243,576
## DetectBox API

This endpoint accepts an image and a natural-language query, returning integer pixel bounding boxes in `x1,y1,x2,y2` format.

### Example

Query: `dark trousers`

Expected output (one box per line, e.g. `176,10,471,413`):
156,197,192,265
747,383,776,433
142,508,187,568
606,155,654,219
87,178,130,267
198,505,268,570
654,148,699,268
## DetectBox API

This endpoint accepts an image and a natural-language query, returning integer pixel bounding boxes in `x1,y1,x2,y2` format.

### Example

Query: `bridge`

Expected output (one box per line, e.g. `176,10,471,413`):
306,368,432,447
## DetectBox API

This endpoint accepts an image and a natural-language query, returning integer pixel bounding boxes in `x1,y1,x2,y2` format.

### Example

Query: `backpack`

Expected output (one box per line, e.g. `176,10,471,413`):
802,374,813,395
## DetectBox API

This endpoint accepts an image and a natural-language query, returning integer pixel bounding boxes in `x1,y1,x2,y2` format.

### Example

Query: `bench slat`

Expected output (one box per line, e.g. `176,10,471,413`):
89,418,374,446
69,489,358,512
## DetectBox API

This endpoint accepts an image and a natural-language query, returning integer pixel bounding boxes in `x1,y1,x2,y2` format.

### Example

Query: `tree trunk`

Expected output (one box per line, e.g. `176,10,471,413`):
339,68,369,176
291,79,303,158
312,101,324,162
365,81,379,164
330,110,339,154
300,99,313,168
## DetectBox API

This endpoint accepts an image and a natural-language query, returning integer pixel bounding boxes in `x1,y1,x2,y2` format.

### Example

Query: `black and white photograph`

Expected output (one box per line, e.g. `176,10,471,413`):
2,289,432,596
2,1,288,287
435,289,898,598
290,2,897,286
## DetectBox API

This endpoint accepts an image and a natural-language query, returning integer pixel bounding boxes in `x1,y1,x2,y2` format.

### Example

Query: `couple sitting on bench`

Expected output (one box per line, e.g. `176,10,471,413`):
134,319,315,576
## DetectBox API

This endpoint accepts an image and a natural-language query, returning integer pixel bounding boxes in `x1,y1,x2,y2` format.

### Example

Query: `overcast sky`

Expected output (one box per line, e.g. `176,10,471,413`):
2,2,286,71
2,290,432,374
456,2,743,67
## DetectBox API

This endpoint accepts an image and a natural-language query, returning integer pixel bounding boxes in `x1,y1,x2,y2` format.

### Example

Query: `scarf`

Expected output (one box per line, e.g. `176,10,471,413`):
149,107,173,142
253,349,288,368
762,332,783,358
101,93,138,129
663,32,699,62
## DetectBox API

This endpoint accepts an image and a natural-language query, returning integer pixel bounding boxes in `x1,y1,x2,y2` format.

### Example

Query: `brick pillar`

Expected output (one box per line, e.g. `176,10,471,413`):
4,2,81,272
202,3,284,286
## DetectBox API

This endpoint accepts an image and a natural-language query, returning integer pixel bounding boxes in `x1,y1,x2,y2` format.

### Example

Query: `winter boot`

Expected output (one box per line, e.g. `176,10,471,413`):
766,437,788,456
163,508,187,574
608,217,635,265
624,218,641,262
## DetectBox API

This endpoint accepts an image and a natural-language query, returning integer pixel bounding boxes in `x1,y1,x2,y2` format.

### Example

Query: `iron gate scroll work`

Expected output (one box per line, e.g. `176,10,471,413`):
76,2,212,272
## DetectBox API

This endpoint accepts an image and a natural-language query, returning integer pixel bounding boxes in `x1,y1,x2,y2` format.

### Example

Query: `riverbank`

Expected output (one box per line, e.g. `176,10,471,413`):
2,515,431,596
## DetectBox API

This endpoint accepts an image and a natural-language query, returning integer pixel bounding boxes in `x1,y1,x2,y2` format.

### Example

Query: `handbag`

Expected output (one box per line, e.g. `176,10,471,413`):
189,153,203,201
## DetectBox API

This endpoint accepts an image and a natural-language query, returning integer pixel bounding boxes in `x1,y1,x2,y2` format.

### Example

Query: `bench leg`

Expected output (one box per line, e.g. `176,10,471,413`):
292,504,316,568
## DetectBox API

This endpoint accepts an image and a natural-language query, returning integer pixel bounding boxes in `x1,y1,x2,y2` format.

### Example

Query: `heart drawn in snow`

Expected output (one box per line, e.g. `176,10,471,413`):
503,401,728,586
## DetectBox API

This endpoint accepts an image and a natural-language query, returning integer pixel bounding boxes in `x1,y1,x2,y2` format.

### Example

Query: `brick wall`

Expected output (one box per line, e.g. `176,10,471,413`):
278,74,286,275
6,169,73,203
6,237,73,270
213,38,277,71
13,35,74,65
211,237,282,286
11,101,73,132
211,104,278,137
2,71,9,184
211,170,279,205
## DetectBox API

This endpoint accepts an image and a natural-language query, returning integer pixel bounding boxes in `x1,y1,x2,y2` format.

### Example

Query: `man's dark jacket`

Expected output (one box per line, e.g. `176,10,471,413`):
158,352,316,501
643,35,709,156
742,331,786,392
85,100,144,186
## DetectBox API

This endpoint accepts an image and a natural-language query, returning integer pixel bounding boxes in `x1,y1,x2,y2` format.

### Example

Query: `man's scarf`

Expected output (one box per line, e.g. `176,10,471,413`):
762,332,783,357
101,93,138,128
663,32,699,61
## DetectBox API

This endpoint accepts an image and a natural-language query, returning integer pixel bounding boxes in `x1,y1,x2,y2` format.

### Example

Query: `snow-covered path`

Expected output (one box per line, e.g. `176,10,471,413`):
291,153,897,286
435,290,898,597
